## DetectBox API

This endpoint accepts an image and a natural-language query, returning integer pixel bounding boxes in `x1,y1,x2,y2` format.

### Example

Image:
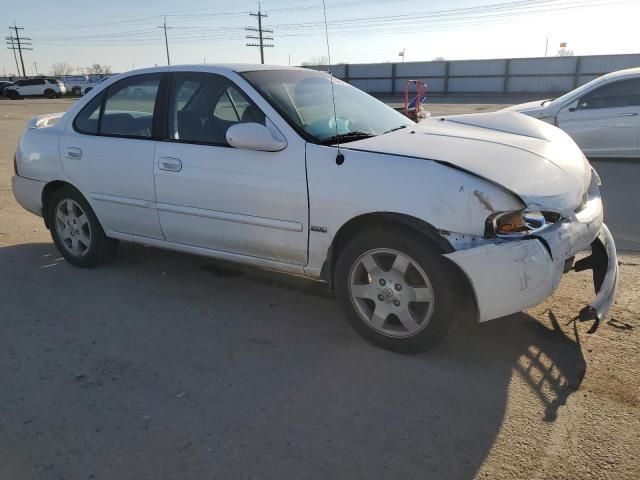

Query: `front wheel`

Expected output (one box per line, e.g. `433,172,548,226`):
47,187,119,268
335,227,456,353
6,90,19,100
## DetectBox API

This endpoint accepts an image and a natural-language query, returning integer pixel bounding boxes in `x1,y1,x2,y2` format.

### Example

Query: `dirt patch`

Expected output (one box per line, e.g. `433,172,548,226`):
1,98,639,479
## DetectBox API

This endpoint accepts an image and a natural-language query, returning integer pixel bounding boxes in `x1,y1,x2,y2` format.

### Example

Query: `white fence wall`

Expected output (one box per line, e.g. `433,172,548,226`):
310,53,640,95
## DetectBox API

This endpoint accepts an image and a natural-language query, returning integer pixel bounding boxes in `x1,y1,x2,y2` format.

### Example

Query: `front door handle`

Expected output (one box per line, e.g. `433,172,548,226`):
64,147,83,160
618,112,639,117
158,156,182,172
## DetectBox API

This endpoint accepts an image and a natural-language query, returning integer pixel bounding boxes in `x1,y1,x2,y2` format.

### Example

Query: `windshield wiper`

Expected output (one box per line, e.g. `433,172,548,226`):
320,131,375,145
382,125,409,134
541,98,555,106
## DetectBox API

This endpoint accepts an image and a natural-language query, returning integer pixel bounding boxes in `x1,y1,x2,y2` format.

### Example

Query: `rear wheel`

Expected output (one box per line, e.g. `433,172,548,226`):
47,187,119,267
335,227,455,353
44,89,55,99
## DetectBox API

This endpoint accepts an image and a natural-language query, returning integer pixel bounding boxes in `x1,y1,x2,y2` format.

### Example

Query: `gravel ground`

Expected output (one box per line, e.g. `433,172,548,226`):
0,98,638,480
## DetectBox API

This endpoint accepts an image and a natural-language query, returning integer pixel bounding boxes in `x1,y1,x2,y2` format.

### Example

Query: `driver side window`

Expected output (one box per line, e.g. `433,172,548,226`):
169,73,265,146
578,78,640,110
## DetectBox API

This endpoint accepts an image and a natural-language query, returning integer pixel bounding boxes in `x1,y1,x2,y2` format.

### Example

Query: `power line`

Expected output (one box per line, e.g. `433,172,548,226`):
34,0,613,43
246,3,274,64
20,0,632,57
6,23,33,77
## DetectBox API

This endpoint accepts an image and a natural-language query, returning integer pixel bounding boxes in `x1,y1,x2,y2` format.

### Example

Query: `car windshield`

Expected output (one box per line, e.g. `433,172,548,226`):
242,69,413,143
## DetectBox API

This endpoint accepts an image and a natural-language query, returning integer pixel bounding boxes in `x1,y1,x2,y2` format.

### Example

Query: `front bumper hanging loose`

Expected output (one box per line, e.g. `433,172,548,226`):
574,223,619,333
444,223,619,328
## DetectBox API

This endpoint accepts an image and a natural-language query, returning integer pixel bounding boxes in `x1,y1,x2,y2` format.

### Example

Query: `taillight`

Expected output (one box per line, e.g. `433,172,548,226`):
13,153,18,175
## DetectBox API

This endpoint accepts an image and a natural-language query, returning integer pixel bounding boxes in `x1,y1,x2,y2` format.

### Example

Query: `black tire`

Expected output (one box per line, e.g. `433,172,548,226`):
335,227,456,354
6,90,19,100
47,186,119,268
44,89,55,99
72,87,81,96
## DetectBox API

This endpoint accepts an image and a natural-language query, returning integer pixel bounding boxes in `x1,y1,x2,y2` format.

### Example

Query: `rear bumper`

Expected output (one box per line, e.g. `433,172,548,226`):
444,189,618,325
12,175,45,217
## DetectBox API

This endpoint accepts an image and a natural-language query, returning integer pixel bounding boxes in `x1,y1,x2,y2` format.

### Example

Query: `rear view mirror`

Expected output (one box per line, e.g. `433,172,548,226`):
226,122,287,152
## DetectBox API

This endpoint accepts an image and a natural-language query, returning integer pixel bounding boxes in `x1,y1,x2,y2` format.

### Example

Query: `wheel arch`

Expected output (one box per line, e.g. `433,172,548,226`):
321,212,455,289
324,211,481,325
41,180,83,229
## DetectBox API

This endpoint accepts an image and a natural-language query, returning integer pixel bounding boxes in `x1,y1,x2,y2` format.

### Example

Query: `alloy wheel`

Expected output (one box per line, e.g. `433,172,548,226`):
348,248,435,338
54,199,92,257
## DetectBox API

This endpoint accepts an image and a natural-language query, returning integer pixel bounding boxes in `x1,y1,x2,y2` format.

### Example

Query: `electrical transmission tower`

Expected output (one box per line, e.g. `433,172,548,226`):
6,23,32,77
246,4,273,64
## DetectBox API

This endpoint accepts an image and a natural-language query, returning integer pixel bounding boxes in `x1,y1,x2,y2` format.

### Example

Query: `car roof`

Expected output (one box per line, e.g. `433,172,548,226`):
170,63,313,74
118,63,316,77
599,67,640,81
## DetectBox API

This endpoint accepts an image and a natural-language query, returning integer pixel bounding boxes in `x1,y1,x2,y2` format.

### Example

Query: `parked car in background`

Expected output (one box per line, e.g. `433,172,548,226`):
4,78,66,99
11,65,618,353
59,75,95,96
505,67,640,158
0,81,14,96
84,75,112,95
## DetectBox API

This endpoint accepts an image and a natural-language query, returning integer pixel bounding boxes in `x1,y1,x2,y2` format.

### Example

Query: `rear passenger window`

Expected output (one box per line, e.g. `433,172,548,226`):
101,74,161,138
73,92,104,134
72,73,161,138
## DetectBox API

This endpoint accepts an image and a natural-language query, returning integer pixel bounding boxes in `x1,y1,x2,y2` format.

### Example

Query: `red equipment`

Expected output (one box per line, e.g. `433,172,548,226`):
403,80,428,121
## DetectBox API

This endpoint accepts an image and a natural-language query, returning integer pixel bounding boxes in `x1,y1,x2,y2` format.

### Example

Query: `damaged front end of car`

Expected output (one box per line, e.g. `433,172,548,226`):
444,167,618,332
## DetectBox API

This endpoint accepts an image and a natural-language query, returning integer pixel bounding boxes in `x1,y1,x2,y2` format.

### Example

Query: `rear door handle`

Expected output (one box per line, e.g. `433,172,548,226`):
158,156,182,172
618,112,639,117
64,147,83,160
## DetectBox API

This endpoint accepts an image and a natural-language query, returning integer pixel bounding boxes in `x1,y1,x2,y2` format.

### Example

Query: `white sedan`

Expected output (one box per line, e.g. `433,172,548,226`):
11,64,618,353
505,67,640,158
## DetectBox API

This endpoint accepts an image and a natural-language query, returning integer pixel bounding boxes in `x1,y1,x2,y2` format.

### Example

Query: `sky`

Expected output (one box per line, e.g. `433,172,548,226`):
2,0,640,76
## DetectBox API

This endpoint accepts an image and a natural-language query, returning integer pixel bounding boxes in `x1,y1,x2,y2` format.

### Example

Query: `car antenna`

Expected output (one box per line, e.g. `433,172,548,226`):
321,0,344,165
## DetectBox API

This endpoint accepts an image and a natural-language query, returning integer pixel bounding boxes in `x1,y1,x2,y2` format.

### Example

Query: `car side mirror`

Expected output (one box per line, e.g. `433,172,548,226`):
567,100,580,112
568,100,589,112
226,122,287,152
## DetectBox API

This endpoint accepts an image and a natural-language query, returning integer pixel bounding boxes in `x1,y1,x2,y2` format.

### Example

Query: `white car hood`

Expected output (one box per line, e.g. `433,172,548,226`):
345,111,592,214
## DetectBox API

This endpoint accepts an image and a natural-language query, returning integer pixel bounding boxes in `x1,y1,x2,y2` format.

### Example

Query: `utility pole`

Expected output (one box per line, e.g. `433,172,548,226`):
8,30,20,77
246,3,273,64
158,16,172,65
6,23,32,77
544,37,549,57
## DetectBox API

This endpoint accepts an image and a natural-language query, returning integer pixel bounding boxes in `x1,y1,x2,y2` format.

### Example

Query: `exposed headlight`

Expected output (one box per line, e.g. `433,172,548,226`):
486,210,561,238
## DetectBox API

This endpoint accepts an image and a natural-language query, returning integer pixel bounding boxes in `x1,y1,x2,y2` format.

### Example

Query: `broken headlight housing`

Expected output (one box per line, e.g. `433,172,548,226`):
486,210,561,238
